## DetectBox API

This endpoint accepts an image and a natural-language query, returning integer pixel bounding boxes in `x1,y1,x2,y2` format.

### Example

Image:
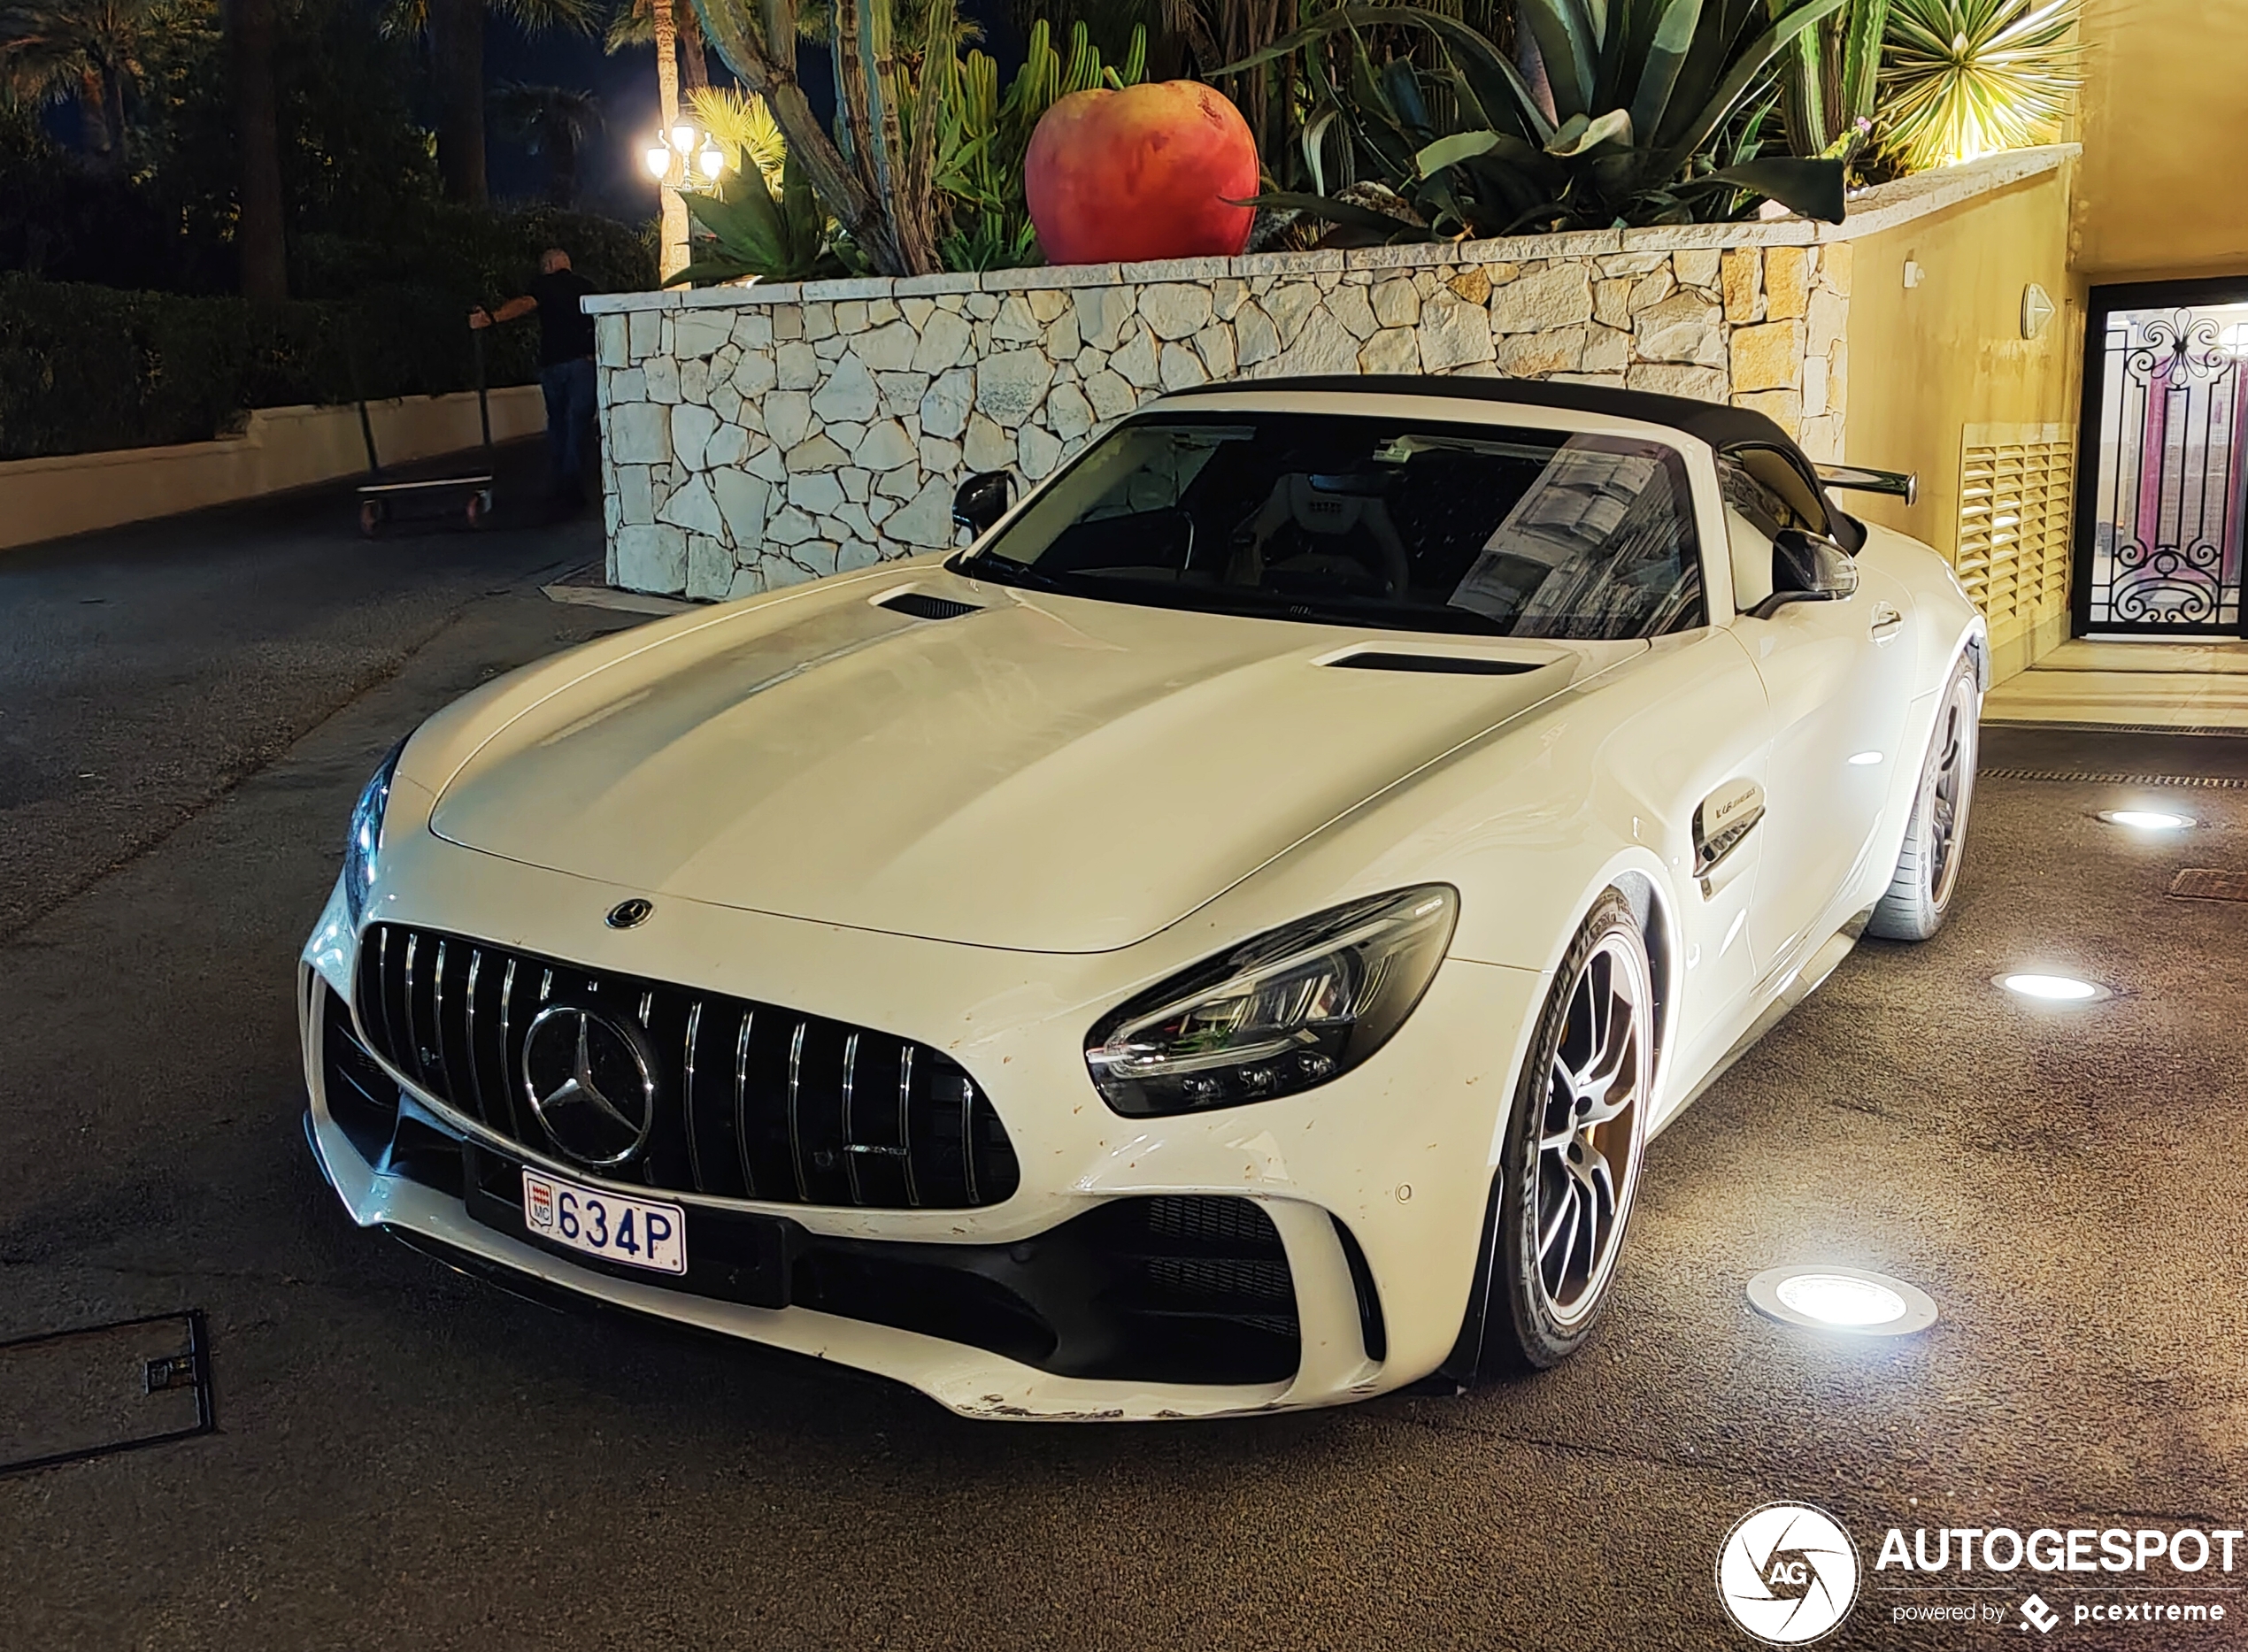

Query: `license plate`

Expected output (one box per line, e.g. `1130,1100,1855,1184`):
520,1169,687,1275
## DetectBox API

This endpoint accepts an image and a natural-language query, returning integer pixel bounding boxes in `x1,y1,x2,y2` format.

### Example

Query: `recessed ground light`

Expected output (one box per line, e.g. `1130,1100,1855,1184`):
1994,972,2113,1003
1848,751,1883,765
1747,1265,1938,1337
2098,809,2195,831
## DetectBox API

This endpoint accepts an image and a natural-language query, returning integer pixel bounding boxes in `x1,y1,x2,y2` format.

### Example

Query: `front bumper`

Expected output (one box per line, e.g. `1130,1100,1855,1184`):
299,857,1545,1420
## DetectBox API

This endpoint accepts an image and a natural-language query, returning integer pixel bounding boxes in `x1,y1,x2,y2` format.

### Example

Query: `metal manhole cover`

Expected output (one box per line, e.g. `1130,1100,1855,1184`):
0,1310,213,1476
2169,869,2248,903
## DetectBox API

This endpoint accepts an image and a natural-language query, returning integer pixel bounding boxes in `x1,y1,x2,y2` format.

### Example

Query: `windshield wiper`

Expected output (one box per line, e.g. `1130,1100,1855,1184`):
950,549,1073,593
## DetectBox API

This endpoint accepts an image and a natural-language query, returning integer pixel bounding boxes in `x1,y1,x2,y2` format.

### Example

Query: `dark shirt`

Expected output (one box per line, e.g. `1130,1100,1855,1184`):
528,268,597,365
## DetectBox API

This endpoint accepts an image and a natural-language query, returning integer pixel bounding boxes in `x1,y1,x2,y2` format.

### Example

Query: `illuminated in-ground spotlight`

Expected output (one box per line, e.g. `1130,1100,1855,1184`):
1995,972,2112,1003
1747,1265,1938,1337
2097,809,2195,832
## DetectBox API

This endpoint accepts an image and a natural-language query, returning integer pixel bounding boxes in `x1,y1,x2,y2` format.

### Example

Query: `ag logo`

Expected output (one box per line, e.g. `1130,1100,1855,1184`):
1716,1502,1860,1645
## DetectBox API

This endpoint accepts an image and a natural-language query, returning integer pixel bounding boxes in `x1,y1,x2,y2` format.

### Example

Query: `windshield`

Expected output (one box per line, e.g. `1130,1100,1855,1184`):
954,412,1705,639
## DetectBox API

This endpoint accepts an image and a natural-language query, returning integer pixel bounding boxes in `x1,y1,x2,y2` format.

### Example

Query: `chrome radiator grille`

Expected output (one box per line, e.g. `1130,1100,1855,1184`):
351,924,1019,1210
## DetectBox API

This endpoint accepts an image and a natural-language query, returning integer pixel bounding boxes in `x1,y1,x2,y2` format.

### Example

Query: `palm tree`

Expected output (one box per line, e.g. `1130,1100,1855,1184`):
381,0,598,204
606,0,708,93
494,80,602,204
689,81,783,188
0,0,165,172
226,0,286,301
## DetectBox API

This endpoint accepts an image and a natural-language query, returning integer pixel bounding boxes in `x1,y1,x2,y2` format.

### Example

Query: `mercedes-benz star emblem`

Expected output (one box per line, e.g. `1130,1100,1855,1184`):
605,897,654,929
520,1003,658,1168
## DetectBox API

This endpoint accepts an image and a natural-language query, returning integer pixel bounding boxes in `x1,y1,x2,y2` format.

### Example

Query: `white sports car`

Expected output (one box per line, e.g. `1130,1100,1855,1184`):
299,377,1984,1421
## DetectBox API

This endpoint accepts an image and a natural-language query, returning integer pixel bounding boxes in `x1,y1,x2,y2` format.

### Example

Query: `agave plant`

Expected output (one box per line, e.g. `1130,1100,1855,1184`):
1231,0,1859,239
932,19,1145,271
666,149,847,286
1877,0,2078,173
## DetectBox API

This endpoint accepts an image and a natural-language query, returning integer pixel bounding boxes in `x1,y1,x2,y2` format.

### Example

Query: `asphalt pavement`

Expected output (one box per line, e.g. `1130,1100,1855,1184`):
3,480,2245,1649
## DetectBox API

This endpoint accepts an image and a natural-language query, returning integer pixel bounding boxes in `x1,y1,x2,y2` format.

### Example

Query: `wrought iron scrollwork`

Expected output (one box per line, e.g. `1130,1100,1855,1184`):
2086,303,2247,634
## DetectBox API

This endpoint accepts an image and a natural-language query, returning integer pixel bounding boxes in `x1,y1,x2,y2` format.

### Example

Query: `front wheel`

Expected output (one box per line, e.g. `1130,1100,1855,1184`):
1867,654,1980,941
1485,889,1655,1372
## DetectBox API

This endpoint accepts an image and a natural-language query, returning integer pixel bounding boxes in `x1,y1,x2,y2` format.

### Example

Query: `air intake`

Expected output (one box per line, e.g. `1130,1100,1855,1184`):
877,590,984,621
1324,651,1542,676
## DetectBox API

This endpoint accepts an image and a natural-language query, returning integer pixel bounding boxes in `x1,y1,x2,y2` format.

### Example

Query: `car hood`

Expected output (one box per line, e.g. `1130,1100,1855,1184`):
429,576,1622,953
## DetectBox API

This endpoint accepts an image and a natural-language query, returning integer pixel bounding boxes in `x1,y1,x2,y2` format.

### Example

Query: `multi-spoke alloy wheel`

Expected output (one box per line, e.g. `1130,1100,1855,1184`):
1870,655,1980,941
1531,930,1651,1325
1483,889,1654,1372
1924,688,1971,910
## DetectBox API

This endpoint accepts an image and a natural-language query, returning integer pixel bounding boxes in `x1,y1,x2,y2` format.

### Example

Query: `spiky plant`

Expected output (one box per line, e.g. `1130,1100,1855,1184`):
931,18,1144,271
1877,0,2079,173
689,82,787,191
1232,0,1860,240
1770,0,1890,160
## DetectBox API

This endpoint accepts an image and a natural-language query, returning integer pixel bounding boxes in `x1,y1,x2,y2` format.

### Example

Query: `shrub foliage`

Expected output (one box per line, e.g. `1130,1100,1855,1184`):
0,209,651,461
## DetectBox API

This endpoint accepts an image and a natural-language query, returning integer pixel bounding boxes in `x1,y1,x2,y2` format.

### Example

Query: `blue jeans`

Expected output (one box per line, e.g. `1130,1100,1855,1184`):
540,357,597,500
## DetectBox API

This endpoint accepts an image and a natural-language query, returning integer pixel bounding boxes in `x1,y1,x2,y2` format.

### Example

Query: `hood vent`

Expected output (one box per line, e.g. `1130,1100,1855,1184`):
1324,650,1543,677
877,590,985,621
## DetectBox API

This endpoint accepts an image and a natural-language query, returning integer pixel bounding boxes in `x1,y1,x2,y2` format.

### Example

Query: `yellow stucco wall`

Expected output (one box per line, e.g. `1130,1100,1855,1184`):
1844,162,2084,680
2072,0,2248,281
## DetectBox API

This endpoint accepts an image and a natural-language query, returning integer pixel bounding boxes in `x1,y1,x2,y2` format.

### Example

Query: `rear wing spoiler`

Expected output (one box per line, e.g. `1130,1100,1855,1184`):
1814,463,1918,506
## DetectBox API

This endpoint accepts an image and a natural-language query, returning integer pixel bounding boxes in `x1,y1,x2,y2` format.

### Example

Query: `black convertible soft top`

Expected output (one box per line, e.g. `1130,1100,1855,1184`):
1164,373,1858,545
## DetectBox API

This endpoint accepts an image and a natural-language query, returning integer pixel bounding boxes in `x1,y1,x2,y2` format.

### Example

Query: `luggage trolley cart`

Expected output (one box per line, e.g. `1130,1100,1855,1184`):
356,327,497,536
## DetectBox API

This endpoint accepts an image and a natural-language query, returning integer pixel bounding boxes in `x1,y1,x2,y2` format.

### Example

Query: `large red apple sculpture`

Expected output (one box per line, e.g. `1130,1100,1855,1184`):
1026,81,1259,265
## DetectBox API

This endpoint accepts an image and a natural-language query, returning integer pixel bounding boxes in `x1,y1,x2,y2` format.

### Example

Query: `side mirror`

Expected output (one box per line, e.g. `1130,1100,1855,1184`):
1752,528,1859,617
952,470,1014,539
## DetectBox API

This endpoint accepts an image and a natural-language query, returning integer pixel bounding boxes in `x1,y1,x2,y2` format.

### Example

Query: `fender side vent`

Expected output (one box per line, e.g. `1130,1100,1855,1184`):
878,591,984,621
1326,651,1541,676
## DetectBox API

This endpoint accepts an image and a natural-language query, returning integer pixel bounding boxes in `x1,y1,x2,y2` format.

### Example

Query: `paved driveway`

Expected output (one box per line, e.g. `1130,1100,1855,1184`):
3,489,2244,1648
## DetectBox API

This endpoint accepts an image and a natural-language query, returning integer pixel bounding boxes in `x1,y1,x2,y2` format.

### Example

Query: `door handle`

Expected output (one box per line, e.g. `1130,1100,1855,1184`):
1870,602,1904,642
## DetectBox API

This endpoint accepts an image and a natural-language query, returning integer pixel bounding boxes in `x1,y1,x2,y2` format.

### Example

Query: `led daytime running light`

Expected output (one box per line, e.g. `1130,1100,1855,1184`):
1086,886,1457,1118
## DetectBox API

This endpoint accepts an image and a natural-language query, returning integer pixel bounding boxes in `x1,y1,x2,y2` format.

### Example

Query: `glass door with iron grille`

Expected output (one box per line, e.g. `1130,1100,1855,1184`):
2074,278,2248,637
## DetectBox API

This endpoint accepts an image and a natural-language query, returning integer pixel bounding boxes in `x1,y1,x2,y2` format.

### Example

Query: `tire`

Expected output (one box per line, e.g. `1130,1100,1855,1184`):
1867,654,1980,941
1483,889,1655,1372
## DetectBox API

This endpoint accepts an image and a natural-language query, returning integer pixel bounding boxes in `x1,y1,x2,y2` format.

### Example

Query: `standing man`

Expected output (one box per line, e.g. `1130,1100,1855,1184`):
470,248,597,513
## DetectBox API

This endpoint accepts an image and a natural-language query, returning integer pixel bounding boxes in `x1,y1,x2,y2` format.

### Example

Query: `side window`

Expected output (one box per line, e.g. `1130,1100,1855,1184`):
1720,455,1798,539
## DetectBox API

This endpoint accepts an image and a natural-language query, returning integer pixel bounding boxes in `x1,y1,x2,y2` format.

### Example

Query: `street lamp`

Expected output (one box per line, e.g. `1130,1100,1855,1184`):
645,121,728,188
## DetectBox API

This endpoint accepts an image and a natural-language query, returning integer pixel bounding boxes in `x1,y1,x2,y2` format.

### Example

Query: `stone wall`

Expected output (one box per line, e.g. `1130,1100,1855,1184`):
589,150,2065,600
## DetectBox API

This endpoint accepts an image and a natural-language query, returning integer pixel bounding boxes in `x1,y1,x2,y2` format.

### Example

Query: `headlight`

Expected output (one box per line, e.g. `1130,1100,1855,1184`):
343,738,407,927
1085,885,1457,1117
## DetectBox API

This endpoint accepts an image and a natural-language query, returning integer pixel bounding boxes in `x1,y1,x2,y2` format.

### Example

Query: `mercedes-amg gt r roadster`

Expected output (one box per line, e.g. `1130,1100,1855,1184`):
300,376,1984,1420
